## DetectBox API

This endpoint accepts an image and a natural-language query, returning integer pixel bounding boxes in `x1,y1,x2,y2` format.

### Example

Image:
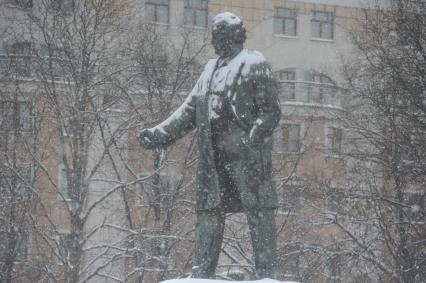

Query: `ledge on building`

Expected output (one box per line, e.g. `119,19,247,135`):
273,34,299,40
310,37,335,43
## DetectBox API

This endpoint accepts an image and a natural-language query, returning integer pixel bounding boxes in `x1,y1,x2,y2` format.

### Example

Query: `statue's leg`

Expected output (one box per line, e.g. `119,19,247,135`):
225,158,278,279
192,208,225,279
245,207,277,279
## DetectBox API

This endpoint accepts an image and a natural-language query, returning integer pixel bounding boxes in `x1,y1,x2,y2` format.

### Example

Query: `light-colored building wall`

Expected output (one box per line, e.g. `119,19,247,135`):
0,0,371,281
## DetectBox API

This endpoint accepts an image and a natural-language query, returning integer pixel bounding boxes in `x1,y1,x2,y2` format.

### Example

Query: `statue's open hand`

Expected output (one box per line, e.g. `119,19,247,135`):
139,129,157,150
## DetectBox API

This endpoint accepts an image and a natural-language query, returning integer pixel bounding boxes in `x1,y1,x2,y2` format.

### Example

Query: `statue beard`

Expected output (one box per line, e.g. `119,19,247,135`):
213,40,242,58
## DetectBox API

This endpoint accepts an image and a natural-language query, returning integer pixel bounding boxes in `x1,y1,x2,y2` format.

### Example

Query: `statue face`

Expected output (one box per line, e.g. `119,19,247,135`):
211,25,234,57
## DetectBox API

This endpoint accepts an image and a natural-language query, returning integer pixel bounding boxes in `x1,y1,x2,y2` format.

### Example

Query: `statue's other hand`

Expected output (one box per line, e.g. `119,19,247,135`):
139,129,157,150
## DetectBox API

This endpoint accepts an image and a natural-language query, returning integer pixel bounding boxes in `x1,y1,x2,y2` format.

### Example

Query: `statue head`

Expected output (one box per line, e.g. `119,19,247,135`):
211,12,246,58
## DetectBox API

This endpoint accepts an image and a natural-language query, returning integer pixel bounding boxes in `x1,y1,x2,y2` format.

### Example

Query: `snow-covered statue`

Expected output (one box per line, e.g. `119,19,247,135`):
139,12,281,279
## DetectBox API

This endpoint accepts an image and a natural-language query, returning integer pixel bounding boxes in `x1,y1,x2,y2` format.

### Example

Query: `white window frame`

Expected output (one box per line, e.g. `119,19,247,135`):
2,41,32,78
325,187,344,215
184,0,208,28
0,99,32,132
273,7,298,37
58,165,71,201
325,125,343,156
276,69,296,101
47,0,73,15
145,0,170,24
278,122,302,153
311,10,334,40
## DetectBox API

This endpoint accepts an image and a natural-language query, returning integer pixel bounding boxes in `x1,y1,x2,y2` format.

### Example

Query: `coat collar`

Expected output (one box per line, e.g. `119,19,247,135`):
217,48,244,68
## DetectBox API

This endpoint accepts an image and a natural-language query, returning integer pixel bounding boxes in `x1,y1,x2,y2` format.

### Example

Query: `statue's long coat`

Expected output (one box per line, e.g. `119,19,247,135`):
147,49,281,212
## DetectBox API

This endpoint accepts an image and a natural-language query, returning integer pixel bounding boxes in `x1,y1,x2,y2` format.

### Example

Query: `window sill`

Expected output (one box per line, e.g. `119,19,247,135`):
183,24,207,30
144,21,170,27
273,34,298,39
310,37,334,43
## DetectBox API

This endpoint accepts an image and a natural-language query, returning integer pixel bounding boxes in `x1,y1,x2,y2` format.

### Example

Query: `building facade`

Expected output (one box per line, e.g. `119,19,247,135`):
0,0,380,282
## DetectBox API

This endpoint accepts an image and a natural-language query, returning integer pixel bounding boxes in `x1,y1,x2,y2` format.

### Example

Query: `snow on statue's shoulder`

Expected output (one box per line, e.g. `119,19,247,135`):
234,49,266,76
160,279,299,283
243,49,266,66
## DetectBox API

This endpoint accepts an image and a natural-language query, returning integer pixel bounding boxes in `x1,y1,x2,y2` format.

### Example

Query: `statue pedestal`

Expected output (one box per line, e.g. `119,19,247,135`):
160,279,299,283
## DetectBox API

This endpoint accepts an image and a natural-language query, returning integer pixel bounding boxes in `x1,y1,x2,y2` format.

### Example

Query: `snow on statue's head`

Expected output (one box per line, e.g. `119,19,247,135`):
211,12,246,57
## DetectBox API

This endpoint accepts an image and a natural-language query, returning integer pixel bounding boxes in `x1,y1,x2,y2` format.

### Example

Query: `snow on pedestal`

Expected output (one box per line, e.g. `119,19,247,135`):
160,279,299,283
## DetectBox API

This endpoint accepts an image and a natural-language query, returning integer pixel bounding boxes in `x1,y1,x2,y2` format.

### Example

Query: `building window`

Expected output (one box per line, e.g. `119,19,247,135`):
274,7,297,36
184,0,208,28
1,42,32,78
38,45,70,81
276,69,339,105
273,126,283,151
145,0,169,24
59,168,71,200
326,127,343,154
325,188,344,214
311,11,334,40
279,184,302,215
0,100,31,132
304,71,336,103
282,124,301,153
276,69,296,100
0,165,31,199
0,0,33,8
47,0,74,15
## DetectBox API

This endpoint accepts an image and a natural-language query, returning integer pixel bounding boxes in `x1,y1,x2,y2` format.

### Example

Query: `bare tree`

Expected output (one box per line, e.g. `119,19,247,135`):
119,22,209,282
0,92,35,283
0,0,144,282
333,0,426,281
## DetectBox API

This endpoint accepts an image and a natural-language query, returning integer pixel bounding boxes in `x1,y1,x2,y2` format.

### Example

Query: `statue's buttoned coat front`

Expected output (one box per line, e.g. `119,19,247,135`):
146,49,282,212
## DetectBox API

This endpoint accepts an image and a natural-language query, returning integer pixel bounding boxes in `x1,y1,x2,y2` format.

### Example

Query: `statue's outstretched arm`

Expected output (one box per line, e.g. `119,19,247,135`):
139,86,198,149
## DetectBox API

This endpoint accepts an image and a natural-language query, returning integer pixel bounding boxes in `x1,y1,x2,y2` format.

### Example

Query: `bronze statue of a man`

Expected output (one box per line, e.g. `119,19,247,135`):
139,12,281,279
